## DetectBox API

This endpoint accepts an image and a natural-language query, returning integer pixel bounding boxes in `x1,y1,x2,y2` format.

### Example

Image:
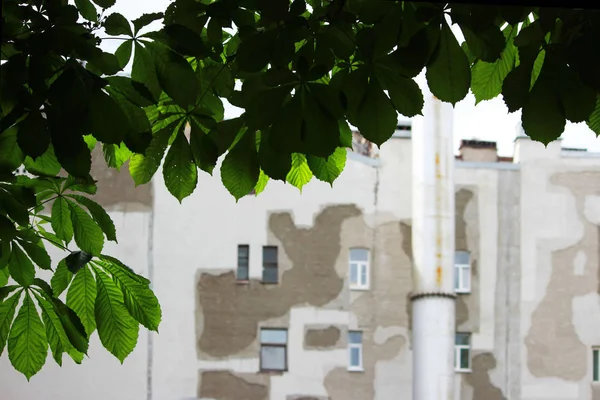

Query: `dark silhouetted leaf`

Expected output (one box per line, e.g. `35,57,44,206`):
221,130,260,200
163,129,198,202
426,20,470,105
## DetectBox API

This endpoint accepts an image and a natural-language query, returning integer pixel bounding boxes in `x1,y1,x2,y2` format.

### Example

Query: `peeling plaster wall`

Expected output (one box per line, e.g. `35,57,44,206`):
517,138,600,400
4,136,600,400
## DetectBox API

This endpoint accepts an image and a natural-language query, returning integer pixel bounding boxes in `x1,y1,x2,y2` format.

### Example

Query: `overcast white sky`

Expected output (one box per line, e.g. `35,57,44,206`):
102,0,600,157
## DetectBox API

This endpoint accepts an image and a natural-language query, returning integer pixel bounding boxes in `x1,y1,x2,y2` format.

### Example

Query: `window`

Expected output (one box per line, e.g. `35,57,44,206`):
455,333,471,372
260,328,287,371
594,348,599,382
262,246,278,283
237,245,249,281
454,251,471,293
349,248,369,290
348,331,363,371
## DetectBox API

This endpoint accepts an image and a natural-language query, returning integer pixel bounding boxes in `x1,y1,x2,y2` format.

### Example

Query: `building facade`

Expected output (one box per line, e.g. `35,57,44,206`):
1,127,599,400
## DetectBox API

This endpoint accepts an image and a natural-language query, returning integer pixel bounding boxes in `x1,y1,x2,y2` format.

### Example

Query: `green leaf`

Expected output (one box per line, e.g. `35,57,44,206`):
132,13,164,35
557,68,597,124
307,147,347,185
23,144,61,176
220,130,260,200
99,255,150,285
148,43,199,110
235,32,274,73
132,43,162,100
502,64,531,113
0,241,11,269
254,170,269,195
104,13,132,36
302,86,341,157
8,292,47,380
51,260,73,297
530,49,545,89
189,122,218,174
426,20,471,105
471,26,518,104
75,0,97,22
65,251,93,274
115,40,133,69
129,126,174,186
587,96,600,137
521,76,565,145
258,129,292,181
34,292,82,366
286,153,313,191
461,24,505,63
0,269,8,287
17,112,50,160
0,291,21,356
375,68,424,117
88,90,130,145
162,129,198,202
354,77,398,146
67,200,104,256
18,241,51,270
54,300,88,356
94,269,139,362
8,244,35,287
67,266,97,336
100,261,161,331
102,143,132,171
68,195,117,242
0,215,17,242
339,120,353,148
0,128,25,173
51,197,73,243
91,0,115,9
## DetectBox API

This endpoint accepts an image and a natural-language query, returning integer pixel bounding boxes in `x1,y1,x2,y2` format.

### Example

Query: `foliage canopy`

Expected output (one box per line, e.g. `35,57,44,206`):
1,0,599,378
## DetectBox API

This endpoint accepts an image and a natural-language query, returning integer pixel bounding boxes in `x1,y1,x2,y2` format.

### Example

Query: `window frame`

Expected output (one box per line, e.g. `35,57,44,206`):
593,347,599,382
236,244,250,282
259,328,288,372
261,245,279,284
349,248,370,291
454,332,472,372
347,330,364,372
454,251,471,294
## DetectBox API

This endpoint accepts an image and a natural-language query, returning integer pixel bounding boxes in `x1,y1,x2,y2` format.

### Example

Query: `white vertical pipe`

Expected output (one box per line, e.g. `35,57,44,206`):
411,92,456,400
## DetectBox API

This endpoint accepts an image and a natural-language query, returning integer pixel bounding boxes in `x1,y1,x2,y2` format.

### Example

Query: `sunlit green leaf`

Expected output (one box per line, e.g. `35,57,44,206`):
286,153,313,191
67,200,104,256
51,260,73,297
8,293,47,380
51,197,73,243
8,243,35,287
67,267,97,336
0,291,21,356
94,269,138,362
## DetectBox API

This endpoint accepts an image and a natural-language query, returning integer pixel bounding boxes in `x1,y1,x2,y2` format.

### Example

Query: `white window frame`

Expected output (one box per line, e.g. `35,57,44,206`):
454,251,471,294
593,347,599,382
349,248,370,290
259,328,288,372
348,331,363,372
454,333,471,372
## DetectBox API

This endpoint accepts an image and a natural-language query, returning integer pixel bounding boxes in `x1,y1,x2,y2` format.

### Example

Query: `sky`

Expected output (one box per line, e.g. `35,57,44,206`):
102,0,600,157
